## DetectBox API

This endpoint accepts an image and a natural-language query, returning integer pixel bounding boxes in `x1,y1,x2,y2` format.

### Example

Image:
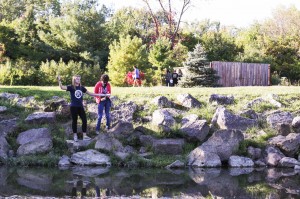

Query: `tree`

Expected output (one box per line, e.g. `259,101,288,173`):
148,37,188,85
38,0,109,65
0,0,26,22
236,5,300,82
142,0,191,48
148,37,173,85
107,35,149,86
181,19,219,51
0,0,61,22
201,29,243,62
106,7,153,44
179,44,219,87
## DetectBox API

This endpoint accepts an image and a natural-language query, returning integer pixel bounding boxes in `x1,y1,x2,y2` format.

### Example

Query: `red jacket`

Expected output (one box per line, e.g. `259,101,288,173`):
94,81,111,104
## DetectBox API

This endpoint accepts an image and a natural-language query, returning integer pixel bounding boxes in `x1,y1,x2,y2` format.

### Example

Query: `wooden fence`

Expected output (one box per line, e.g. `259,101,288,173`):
210,61,270,87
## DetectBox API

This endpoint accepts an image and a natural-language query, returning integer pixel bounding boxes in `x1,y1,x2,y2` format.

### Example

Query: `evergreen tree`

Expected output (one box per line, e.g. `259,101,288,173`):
179,44,219,87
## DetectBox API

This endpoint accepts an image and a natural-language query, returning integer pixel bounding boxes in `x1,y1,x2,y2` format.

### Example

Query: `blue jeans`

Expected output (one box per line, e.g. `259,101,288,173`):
96,99,111,131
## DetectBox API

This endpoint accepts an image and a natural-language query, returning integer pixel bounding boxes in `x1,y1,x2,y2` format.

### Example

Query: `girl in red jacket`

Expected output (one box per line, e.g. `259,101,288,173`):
94,74,111,134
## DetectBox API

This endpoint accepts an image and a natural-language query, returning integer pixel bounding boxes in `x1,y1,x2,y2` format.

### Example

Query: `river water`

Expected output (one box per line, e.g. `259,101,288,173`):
0,166,299,198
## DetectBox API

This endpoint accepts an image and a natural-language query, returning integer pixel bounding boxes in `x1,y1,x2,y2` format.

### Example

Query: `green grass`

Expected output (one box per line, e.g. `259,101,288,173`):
237,128,277,156
5,154,60,167
2,85,300,101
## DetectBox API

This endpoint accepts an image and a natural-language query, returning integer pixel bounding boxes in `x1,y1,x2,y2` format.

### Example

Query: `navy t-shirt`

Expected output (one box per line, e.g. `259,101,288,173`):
67,85,87,107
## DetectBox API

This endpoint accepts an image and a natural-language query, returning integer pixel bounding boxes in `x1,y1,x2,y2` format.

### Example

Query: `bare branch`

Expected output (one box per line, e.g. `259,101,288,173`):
142,0,160,37
172,0,191,42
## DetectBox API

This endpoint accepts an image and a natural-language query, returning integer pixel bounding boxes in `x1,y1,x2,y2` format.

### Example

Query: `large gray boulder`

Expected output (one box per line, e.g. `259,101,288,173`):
70,149,111,166
16,127,52,156
266,111,293,128
95,133,124,152
268,133,300,157
245,94,282,109
43,97,67,112
211,107,258,131
17,128,51,145
206,130,244,160
86,103,98,119
177,93,201,108
264,146,285,166
17,138,53,156
25,112,55,124
152,139,184,155
247,146,261,160
278,157,300,168
188,149,222,167
110,120,134,139
228,156,254,167
188,129,244,167
111,101,138,124
180,115,209,142
151,96,173,108
0,118,18,136
152,109,176,130
139,135,155,147
209,94,234,105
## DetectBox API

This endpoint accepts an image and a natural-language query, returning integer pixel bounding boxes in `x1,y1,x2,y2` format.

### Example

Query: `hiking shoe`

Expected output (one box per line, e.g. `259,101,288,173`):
106,126,110,130
95,130,100,135
73,134,78,142
83,135,91,141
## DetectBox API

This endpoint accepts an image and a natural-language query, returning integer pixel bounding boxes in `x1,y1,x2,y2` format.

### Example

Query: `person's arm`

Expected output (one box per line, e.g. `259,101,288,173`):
57,75,67,90
107,83,111,95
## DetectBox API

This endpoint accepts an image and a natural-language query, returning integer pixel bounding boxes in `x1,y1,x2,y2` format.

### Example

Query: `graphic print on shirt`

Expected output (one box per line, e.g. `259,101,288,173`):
75,90,83,99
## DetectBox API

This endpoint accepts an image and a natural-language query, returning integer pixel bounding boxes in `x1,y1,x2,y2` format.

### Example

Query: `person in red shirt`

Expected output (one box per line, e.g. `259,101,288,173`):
94,74,111,134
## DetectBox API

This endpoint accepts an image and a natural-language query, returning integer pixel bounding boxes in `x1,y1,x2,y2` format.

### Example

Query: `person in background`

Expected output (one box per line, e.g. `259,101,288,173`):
172,70,178,86
177,69,183,80
57,75,104,142
165,69,172,86
132,65,140,87
94,74,111,134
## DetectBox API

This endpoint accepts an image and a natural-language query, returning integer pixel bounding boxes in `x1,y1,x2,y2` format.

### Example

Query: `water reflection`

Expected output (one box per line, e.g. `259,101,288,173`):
0,166,299,198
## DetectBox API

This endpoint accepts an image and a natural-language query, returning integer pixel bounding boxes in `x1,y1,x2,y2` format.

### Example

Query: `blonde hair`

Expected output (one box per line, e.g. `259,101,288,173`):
72,75,81,88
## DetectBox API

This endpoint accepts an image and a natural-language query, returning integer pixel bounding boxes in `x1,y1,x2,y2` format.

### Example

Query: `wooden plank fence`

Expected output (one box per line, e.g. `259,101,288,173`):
211,61,270,87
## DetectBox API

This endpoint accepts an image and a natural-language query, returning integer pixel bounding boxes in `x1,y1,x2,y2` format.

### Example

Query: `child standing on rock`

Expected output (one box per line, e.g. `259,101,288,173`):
94,74,112,134
57,75,108,142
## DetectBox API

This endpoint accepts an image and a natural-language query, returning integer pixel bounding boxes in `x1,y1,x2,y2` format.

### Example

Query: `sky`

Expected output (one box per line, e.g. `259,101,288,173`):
102,0,300,28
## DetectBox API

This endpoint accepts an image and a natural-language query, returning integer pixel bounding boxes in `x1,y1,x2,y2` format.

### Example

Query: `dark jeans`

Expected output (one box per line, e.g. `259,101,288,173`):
70,106,87,133
96,99,111,131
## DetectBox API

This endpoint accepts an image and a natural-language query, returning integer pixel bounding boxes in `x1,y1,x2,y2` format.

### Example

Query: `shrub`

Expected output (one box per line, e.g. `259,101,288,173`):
0,59,39,85
39,59,102,86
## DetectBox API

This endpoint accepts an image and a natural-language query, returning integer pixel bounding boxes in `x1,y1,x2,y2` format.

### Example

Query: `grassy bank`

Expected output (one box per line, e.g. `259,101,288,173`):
1,85,300,99
1,85,300,167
